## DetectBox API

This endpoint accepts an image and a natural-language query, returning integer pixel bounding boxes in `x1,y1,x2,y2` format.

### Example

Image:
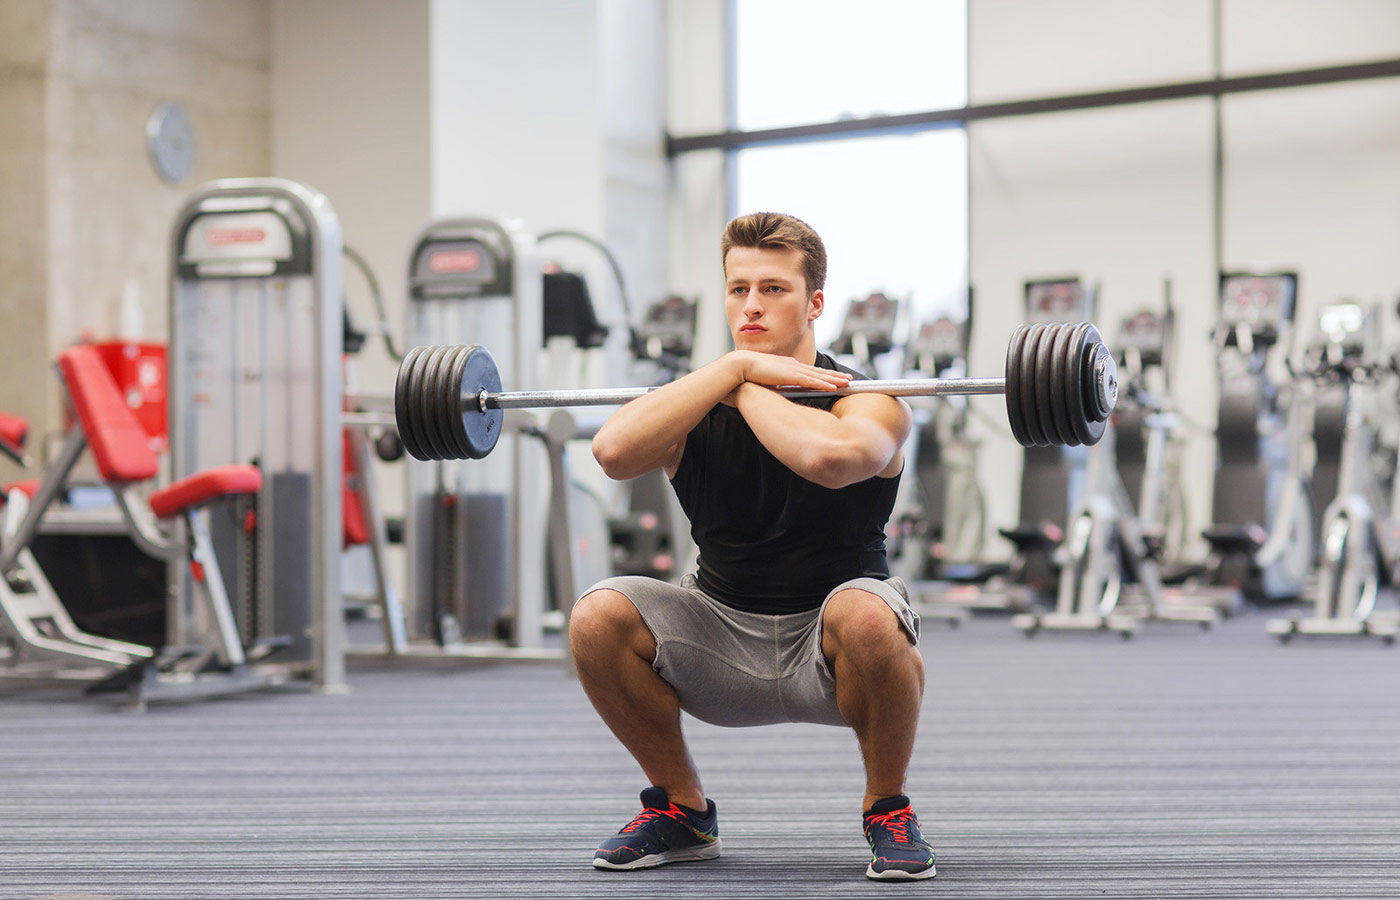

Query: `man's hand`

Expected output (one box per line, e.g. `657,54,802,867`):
733,350,853,391
719,350,851,406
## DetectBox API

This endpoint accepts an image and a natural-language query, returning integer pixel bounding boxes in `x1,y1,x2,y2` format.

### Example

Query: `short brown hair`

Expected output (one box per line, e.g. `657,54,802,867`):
721,212,826,295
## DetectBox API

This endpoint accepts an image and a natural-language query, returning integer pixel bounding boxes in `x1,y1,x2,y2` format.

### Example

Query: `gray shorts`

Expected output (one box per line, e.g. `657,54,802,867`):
578,573,920,728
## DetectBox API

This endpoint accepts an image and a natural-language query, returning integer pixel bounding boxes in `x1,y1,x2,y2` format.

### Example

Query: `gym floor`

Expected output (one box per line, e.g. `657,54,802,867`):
2,604,1398,900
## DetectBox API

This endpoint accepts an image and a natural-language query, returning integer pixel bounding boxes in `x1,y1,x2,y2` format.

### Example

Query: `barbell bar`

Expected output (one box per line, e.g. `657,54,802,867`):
393,321,1119,462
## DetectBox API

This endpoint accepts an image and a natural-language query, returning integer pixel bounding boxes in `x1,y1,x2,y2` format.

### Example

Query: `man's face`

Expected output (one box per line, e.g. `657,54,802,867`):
723,245,824,356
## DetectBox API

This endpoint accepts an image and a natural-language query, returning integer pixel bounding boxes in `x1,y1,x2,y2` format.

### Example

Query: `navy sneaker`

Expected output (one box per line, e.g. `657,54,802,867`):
863,795,936,880
593,787,721,870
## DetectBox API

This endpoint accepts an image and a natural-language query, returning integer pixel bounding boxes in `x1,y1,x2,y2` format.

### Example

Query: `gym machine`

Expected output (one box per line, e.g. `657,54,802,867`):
945,278,1097,612
831,291,901,378
1268,303,1399,643
894,313,987,584
1012,302,1217,637
1197,273,1313,605
169,178,346,693
1,348,273,708
397,218,552,657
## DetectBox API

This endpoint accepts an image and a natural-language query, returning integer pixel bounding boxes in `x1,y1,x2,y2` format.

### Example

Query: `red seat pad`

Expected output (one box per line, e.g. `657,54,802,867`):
1,479,40,503
58,346,159,484
149,464,262,519
0,411,27,449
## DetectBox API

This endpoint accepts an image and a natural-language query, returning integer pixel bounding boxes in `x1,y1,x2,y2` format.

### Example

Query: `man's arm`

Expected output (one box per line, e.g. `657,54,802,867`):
731,383,912,489
592,351,852,482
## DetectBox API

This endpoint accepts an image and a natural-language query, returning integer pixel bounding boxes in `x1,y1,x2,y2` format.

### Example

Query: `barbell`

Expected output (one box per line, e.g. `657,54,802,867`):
393,321,1119,462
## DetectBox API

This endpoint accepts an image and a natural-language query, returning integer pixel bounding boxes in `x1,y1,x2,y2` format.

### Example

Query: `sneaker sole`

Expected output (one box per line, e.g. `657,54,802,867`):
867,862,936,880
593,840,722,870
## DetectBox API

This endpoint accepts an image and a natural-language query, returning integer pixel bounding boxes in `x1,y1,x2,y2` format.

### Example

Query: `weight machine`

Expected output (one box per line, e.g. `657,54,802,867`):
1194,272,1314,606
947,278,1096,612
169,178,346,693
1268,302,1399,643
1012,301,1217,637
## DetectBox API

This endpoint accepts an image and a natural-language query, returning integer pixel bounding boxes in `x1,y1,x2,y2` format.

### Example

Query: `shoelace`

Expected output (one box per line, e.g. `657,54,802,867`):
867,807,916,844
621,804,688,833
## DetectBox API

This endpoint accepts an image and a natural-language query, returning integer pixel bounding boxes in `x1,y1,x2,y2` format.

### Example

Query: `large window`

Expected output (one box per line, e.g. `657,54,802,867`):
735,131,968,356
734,0,967,131
731,1,970,363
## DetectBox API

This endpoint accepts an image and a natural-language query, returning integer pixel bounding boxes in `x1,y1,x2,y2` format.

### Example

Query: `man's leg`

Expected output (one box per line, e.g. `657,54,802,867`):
570,588,706,811
820,588,925,813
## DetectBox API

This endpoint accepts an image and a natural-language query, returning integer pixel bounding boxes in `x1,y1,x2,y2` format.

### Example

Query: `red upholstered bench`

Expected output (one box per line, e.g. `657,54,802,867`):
0,411,27,449
150,465,263,520
59,346,261,509
2,479,40,502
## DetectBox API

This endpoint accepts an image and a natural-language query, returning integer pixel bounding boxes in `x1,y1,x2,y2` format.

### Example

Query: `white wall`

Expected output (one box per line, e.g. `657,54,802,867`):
0,0,270,483
271,0,431,391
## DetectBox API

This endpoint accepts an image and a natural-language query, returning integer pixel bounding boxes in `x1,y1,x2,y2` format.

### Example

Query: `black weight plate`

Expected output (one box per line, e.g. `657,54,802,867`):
1034,323,1069,447
394,346,433,461
427,345,463,460
416,346,455,461
1076,324,1108,446
459,344,504,460
1018,324,1048,446
1048,321,1078,446
442,345,473,459
393,346,421,460
1023,324,1052,446
435,346,469,459
1062,323,1090,447
1004,325,1033,447
1061,324,1093,447
1081,324,1114,421
1021,324,1053,447
439,345,474,459
1017,325,1048,446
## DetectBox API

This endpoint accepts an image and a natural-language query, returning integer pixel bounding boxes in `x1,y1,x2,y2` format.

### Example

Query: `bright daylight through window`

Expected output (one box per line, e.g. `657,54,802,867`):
733,0,970,367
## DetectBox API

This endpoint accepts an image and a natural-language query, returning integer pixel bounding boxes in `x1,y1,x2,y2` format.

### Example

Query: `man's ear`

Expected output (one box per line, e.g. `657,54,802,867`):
808,289,824,322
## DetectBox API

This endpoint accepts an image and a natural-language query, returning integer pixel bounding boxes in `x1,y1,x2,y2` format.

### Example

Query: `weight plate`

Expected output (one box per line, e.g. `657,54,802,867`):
435,346,468,459
1064,326,1097,447
1072,324,1110,446
395,346,433,461
442,345,473,459
1041,326,1069,447
417,346,455,461
1048,322,1078,446
1004,325,1033,447
1082,324,1111,444
1082,324,1116,421
1021,324,1051,446
1020,324,1052,446
459,344,504,459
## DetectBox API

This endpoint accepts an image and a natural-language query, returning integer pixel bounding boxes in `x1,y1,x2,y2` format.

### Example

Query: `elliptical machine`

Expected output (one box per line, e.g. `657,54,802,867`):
1195,273,1313,606
1268,302,1399,643
892,312,987,583
1012,299,1217,637
960,278,1094,611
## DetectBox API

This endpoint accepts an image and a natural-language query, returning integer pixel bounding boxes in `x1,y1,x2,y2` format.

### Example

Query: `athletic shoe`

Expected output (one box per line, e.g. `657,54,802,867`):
863,794,936,880
593,786,722,870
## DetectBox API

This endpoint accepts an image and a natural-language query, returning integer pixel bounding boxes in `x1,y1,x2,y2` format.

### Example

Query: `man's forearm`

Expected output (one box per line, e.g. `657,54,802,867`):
591,355,745,480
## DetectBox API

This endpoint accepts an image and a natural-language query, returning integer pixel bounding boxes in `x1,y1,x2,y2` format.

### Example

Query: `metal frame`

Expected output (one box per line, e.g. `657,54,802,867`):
668,57,1400,155
168,178,345,693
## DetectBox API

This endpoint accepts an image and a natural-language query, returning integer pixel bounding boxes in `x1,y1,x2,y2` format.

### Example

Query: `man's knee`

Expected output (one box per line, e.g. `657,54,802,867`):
570,588,652,659
823,590,916,660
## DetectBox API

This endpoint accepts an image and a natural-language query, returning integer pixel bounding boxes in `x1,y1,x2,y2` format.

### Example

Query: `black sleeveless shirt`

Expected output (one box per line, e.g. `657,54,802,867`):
669,352,901,614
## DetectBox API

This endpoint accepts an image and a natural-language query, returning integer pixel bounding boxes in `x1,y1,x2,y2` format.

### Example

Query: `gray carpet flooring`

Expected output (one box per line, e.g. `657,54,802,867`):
2,607,1398,899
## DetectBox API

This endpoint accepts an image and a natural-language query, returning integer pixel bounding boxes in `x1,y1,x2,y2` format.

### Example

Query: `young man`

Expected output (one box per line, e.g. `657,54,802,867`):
571,212,933,881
